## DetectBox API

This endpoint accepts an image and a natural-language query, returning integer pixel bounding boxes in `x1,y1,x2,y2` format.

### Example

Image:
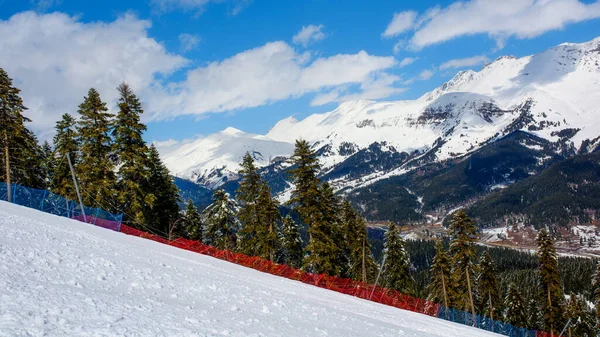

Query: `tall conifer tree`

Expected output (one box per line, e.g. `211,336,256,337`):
382,223,413,294
343,201,378,283
204,189,239,250
50,113,79,201
288,139,320,239
281,215,303,268
564,293,595,337
0,68,44,191
112,83,153,226
184,199,203,241
40,140,54,188
504,283,527,327
302,182,343,275
537,229,564,335
449,210,478,317
592,261,600,324
526,298,541,330
427,240,452,308
236,153,264,255
143,145,181,234
76,88,116,208
255,182,280,262
477,251,500,320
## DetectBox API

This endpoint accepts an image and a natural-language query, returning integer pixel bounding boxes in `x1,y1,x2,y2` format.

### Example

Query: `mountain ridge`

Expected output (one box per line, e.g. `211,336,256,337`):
162,37,600,228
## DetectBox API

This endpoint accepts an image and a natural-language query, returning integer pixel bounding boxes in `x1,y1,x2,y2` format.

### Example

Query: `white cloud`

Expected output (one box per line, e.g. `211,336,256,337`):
292,24,326,47
310,73,406,106
419,69,434,80
31,0,62,12
179,33,201,52
156,42,399,119
229,0,252,15
2,11,403,137
398,57,417,67
439,55,489,70
382,11,417,38
151,0,251,15
0,11,188,138
153,139,181,147
407,0,600,49
392,40,405,54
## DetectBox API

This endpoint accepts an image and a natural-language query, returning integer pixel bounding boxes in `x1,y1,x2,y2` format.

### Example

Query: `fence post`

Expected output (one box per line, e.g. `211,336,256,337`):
67,200,73,218
40,190,47,211
93,208,100,225
12,184,17,203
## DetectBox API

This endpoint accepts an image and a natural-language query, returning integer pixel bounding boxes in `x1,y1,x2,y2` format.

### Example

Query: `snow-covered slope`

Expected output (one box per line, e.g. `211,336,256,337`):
0,201,501,336
163,37,600,191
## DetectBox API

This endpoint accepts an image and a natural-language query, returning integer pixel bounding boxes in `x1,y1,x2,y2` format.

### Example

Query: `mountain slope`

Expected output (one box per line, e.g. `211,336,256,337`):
467,150,600,229
0,201,501,336
161,37,600,227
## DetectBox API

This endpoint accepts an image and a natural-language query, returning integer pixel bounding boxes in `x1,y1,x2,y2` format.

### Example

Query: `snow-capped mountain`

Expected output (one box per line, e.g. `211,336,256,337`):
162,37,600,198
161,127,294,188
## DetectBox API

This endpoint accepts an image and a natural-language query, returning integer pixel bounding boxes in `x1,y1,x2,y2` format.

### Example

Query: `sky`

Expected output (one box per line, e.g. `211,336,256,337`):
2,0,600,146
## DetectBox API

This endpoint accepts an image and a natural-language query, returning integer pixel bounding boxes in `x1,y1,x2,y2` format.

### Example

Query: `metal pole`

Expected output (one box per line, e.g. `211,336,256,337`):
369,253,387,300
66,153,86,223
558,318,572,337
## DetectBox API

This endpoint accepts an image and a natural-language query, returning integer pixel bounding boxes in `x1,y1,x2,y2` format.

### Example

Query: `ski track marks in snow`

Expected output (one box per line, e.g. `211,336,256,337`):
0,201,501,336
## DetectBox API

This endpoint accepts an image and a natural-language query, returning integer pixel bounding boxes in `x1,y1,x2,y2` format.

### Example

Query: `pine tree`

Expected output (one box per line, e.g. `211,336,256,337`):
287,139,322,269
40,140,54,188
504,283,527,327
288,140,320,227
236,153,265,255
526,298,541,330
0,68,44,192
427,240,452,308
592,261,600,325
382,223,413,294
76,88,116,208
204,189,239,250
143,145,181,235
565,293,596,337
280,215,303,268
343,201,378,283
183,199,203,241
537,229,564,335
112,83,154,226
255,182,280,262
50,113,79,201
477,251,500,320
449,210,478,317
302,181,344,275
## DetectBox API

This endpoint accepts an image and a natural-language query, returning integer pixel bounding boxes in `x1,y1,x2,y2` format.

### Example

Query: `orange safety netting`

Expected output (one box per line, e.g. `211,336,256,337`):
119,224,554,337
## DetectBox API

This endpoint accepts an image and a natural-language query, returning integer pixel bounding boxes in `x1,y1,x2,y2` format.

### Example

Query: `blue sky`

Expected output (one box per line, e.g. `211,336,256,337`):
2,0,600,145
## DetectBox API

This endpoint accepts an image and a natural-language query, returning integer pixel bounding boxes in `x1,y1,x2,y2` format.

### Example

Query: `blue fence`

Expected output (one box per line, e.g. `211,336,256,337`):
437,306,542,337
0,182,123,231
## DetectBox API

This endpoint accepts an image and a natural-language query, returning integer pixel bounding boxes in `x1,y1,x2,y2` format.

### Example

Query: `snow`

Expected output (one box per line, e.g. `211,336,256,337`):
0,201,502,337
162,37,600,192
481,227,509,243
160,128,294,186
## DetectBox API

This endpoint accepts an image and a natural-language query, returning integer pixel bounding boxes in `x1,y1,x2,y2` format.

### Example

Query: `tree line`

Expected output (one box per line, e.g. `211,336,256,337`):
1,68,180,236
3,67,600,336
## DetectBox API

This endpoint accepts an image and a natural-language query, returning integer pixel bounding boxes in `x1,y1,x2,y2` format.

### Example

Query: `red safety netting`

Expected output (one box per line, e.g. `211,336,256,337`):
71,215,122,231
119,224,554,337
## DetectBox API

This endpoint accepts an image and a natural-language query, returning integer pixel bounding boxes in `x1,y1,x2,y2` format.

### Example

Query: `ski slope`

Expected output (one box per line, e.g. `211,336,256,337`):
0,201,501,337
